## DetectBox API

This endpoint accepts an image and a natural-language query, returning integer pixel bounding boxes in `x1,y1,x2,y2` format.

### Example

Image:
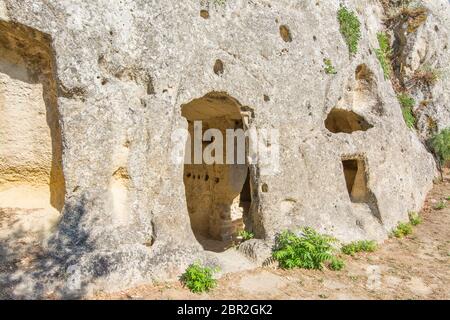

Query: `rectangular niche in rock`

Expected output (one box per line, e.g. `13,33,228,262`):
0,21,65,243
342,158,369,203
341,156,382,223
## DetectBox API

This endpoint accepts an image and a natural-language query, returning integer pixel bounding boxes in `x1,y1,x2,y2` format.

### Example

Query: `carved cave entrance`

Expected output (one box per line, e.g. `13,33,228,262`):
0,21,65,245
181,92,252,252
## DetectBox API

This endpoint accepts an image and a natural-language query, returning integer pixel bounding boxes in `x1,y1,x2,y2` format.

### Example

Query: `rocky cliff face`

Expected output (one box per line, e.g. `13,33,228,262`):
0,0,447,297
381,0,449,140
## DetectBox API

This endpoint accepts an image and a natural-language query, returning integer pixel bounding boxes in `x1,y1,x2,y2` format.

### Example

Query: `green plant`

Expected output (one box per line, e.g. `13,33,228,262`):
337,6,361,55
398,93,415,109
341,240,378,256
328,257,345,271
238,230,254,241
434,201,446,210
446,196,450,201
180,262,218,293
408,211,422,226
323,58,337,74
401,105,416,129
430,128,450,165
375,32,392,79
272,227,339,270
213,0,227,6
392,222,413,238
398,93,416,128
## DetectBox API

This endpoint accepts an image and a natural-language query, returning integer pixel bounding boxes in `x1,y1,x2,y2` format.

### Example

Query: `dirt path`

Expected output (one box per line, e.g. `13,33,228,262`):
98,173,449,300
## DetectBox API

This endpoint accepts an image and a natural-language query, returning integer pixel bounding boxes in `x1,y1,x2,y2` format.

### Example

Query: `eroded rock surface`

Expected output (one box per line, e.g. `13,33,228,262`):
0,0,447,297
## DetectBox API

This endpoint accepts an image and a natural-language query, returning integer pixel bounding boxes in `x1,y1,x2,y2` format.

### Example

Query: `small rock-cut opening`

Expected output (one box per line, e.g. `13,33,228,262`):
213,59,224,76
0,21,65,247
279,25,292,42
325,108,373,134
342,159,370,203
182,92,252,252
342,157,382,223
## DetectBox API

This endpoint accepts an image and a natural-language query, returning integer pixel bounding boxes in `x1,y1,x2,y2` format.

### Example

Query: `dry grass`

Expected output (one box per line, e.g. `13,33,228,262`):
410,66,440,87
383,1,428,33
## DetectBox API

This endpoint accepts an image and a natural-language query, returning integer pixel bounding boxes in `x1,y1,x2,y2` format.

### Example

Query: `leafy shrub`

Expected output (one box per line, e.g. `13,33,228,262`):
392,222,413,238
238,230,254,241
328,257,345,271
375,32,392,79
337,6,361,55
272,228,340,270
323,58,337,75
341,240,377,256
408,211,422,226
180,262,218,293
430,128,450,165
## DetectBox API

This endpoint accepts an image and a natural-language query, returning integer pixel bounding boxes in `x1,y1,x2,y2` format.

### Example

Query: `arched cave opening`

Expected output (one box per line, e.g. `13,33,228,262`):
181,92,253,252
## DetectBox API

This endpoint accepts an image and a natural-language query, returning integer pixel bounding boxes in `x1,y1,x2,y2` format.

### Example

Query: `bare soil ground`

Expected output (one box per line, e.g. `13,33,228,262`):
94,172,450,300
1,174,448,300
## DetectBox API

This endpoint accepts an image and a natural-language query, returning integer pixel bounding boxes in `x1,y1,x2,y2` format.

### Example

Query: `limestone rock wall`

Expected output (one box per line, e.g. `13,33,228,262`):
0,0,445,296
390,0,450,139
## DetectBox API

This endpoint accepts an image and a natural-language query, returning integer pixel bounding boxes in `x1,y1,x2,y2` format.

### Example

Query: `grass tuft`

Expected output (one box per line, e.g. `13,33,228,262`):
384,2,428,33
429,128,450,165
408,211,422,226
324,58,337,75
411,65,440,87
397,93,416,129
342,240,378,256
434,201,446,210
328,257,345,271
401,106,416,129
392,222,413,238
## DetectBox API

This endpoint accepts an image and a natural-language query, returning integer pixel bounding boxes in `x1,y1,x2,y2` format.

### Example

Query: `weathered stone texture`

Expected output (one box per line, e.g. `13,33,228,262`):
0,0,446,296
